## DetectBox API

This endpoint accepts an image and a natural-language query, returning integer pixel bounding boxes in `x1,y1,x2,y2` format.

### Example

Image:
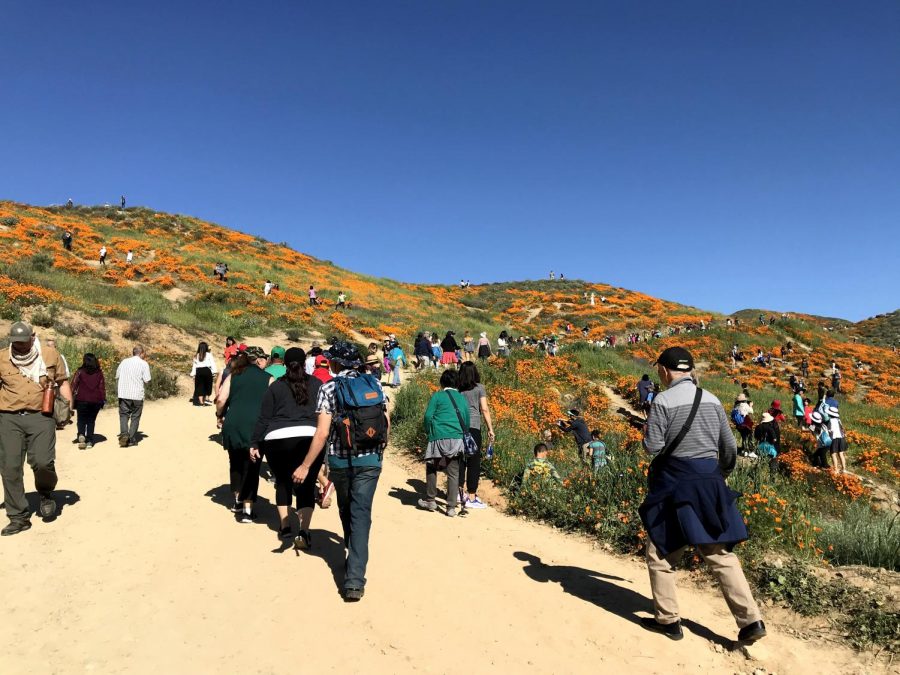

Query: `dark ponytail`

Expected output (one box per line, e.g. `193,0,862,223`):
285,354,309,407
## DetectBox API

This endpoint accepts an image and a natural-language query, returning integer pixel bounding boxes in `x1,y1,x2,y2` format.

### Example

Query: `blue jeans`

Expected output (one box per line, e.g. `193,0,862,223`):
392,366,401,386
330,465,381,590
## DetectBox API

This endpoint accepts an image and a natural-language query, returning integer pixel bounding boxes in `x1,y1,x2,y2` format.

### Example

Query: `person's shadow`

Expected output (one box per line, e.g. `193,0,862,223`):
24,489,81,521
388,478,428,507
513,552,734,649
301,529,346,595
203,483,279,530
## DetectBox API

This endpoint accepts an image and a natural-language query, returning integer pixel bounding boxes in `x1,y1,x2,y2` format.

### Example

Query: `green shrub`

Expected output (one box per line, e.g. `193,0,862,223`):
285,328,304,342
123,320,147,341
145,366,180,401
0,303,22,321
30,305,58,328
819,503,900,571
29,252,54,273
0,216,18,227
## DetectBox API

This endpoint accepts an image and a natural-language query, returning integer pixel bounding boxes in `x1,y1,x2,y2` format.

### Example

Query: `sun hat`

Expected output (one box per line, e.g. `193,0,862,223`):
761,412,774,423
736,393,750,403
566,408,581,417
810,411,823,424
827,406,840,418
9,321,34,343
653,346,694,372
270,346,286,359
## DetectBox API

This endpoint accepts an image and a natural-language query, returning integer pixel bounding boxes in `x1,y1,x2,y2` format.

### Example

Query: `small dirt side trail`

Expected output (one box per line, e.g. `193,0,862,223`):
0,383,882,674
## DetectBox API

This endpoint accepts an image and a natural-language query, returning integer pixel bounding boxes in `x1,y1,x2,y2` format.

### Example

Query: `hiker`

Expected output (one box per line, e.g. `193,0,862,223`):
440,331,459,366
308,285,317,306
418,368,468,517
826,406,848,474
297,341,389,600
72,353,106,450
388,342,407,387
217,348,269,522
803,397,813,426
249,347,324,544
497,331,510,357
263,280,273,297
126,250,134,264
190,341,217,406
831,367,842,394
215,339,244,405
120,195,126,208
808,411,832,469
336,291,346,309
477,332,491,362
549,270,554,280
637,374,654,412
589,430,608,471
430,335,442,368
816,380,826,406
363,344,382,380
639,346,765,645
264,346,286,380
99,245,107,266
414,333,432,371
115,346,151,447
731,394,755,455
558,408,591,464
754,412,779,460
522,443,562,487
590,292,596,306
462,331,475,362
458,362,495,510
767,400,786,424
0,322,72,535
312,354,332,384
44,338,70,379
800,357,809,378
306,343,322,375
62,230,73,251
792,387,806,427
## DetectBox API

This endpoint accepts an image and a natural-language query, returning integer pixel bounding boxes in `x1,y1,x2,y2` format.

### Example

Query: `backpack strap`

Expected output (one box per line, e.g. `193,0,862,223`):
445,391,468,435
648,387,703,481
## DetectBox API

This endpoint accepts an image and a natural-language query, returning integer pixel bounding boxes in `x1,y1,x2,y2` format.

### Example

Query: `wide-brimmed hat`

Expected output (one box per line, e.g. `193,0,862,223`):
827,406,840,418
736,393,750,403
810,411,823,424
761,412,774,423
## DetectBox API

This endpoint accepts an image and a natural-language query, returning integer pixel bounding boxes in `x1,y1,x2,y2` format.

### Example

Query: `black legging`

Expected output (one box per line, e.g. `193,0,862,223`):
265,436,323,508
227,445,260,502
75,401,103,441
459,427,482,495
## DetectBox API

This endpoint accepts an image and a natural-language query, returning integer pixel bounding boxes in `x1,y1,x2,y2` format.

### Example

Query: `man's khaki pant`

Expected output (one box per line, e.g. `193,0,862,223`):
0,411,58,521
646,539,762,628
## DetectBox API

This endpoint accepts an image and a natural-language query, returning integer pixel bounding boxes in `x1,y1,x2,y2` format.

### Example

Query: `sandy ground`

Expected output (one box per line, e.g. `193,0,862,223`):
0,391,887,674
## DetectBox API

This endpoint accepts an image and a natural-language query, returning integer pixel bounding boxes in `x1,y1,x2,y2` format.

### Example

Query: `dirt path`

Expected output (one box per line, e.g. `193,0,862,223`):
0,395,881,673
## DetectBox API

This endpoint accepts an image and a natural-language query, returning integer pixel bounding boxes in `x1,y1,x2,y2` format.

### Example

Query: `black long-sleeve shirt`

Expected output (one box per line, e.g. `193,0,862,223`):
250,377,321,447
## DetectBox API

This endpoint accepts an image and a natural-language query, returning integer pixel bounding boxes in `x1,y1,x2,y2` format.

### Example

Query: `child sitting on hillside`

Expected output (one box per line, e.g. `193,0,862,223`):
522,443,562,487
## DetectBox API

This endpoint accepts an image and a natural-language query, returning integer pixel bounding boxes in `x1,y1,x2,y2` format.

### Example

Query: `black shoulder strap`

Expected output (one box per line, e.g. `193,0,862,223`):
649,387,703,473
445,391,468,435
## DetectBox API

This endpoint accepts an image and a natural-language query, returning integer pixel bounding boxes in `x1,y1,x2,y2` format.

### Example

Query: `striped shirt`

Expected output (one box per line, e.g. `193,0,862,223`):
643,376,737,474
316,371,386,462
116,356,151,401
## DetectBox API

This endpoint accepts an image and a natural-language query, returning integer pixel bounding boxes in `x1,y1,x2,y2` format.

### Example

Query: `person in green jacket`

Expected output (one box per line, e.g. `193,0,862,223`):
418,369,470,517
215,347,271,521
792,387,806,427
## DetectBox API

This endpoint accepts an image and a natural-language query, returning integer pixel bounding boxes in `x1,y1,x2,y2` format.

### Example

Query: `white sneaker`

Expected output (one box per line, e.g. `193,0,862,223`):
466,497,488,509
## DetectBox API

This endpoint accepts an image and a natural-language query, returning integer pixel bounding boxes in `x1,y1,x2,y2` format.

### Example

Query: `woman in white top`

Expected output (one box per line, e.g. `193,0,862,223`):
497,331,510,358
827,406,848,474
190,341,218,406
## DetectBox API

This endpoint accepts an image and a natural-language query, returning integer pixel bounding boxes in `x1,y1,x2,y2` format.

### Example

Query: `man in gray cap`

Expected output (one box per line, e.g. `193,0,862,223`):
0,322,73,535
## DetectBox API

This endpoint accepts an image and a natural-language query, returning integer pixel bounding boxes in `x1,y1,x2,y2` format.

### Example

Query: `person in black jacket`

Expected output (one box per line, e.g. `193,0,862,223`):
439,331,459,367
250,347,322,548
414,333,433,371
558,408,592,464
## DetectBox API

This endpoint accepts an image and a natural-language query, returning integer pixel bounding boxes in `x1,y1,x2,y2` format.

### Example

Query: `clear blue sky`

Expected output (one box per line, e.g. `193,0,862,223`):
2,1,898,321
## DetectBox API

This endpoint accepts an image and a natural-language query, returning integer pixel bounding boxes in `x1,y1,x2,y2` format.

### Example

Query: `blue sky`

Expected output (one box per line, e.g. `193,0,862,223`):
2,1,898,321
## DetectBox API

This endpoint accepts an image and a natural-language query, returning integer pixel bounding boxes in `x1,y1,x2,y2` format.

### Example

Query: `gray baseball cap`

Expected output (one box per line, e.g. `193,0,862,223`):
9,322,34,343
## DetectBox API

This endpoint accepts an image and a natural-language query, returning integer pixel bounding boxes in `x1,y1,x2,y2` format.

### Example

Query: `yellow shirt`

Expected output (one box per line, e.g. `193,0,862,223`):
0,346,67,412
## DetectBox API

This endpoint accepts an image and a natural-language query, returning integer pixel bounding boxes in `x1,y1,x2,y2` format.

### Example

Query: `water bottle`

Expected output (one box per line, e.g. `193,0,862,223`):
486,443,494,460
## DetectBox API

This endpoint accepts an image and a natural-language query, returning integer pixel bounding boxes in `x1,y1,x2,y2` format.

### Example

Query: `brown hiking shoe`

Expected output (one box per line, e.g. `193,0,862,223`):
118,434,129,447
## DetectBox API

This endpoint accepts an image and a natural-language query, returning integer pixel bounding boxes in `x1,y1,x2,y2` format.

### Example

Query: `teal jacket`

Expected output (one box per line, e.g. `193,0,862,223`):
424,388,470,442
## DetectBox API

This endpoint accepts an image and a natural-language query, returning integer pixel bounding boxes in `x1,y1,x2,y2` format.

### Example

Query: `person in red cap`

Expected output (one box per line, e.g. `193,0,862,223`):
312,355,332,384
639,346,766,645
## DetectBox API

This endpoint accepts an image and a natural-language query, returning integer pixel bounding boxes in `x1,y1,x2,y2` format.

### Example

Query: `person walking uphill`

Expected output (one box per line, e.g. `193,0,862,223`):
190,341,217,406
250,347,323,545
72,353,106,450
115,346,151,447
216,348,269,521
639,347,766,645
0,322,73,535
458,362,495,510
418,369,469,517
292,342,389,602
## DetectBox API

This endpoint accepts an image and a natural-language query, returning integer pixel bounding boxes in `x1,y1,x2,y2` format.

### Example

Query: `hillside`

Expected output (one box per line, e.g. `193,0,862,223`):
2,199,899,653
854,310,900,348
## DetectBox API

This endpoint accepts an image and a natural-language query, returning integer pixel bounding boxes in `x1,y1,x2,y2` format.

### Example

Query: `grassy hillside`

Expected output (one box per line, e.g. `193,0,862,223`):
854,310,900,348
2,199,898,650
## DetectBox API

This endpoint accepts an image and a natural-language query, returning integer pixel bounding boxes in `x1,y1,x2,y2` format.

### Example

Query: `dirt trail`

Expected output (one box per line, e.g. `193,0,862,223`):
0,390,881,673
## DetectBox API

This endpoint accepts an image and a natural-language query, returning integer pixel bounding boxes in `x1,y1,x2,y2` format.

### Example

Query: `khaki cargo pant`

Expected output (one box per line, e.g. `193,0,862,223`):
0,411,58,521
646,539,762,628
